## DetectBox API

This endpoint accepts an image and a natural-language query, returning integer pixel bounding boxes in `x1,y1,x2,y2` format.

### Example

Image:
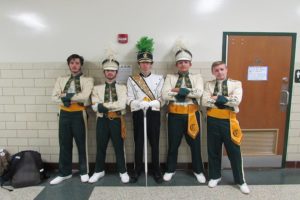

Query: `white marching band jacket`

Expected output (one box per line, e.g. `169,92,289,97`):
126,73,165,112
91,83,127,118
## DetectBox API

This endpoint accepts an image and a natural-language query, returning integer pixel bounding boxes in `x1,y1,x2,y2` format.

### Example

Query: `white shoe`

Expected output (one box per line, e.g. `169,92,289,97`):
88,171,105,183
239,183,250,194
50,175,72,185
194,172,206,183
120,172,130,183
80,174,89,183
163,172,175,181
208,178,221,188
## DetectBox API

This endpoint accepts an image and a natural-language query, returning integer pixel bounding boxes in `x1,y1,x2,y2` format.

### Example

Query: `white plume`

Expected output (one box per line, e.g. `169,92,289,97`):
173,37,189,53
104,44,118,62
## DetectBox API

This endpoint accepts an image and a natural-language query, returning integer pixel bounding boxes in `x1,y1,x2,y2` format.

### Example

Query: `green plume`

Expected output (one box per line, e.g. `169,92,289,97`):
136,36,154,53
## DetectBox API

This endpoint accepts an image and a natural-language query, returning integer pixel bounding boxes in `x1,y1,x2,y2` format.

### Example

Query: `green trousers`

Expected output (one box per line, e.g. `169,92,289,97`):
207,116,245,184
58,110,89,176
166,112,204,174
94,116,126,174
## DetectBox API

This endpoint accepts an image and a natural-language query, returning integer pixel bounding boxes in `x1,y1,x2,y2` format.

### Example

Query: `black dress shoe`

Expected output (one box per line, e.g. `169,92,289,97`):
129,171,140,183
153,172,163,184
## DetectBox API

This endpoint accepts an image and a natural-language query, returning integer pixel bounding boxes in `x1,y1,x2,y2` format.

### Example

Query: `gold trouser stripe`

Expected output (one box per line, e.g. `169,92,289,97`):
82,110,89,174
60,103,85,112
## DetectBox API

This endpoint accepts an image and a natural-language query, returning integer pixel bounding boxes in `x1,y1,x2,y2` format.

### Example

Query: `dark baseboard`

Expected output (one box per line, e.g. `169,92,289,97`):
285,161,300,168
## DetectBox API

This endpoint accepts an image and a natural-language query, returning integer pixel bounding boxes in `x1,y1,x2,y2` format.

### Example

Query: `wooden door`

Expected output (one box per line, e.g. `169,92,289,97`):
222,33,295,167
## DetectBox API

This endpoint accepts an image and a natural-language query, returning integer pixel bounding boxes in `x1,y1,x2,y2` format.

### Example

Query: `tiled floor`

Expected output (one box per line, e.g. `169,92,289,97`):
89,185,300,200
29,168,300,200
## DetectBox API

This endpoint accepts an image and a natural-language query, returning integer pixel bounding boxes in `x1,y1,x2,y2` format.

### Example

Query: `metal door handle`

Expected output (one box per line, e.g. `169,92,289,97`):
280,90,289,106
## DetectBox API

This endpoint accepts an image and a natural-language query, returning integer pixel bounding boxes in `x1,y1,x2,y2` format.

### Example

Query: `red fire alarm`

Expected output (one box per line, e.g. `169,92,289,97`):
118,34,128,44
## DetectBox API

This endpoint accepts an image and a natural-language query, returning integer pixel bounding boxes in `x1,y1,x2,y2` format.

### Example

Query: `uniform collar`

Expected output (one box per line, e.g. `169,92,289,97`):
178,71,189,77
105,81,116,86
140,72,151,77
71,72,83,79
217,78,228,83
217,79,224,84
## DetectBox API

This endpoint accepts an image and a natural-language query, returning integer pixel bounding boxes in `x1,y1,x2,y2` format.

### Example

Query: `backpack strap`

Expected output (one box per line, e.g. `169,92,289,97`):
1,182,14,192
1,170,14,191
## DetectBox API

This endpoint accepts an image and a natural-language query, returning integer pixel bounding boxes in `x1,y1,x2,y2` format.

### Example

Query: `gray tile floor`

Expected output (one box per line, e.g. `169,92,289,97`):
89,185,300,200
32,168,300,200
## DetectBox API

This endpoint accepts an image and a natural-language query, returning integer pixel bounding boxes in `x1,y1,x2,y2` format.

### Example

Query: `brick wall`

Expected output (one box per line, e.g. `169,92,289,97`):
286,66,300,161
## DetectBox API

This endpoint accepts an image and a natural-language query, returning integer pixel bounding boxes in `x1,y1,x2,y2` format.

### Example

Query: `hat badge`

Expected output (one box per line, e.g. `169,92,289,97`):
143,53,147,58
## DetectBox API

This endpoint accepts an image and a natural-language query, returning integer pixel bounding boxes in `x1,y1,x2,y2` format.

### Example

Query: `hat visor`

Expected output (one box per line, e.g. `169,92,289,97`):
138,58,153,63
176,57,192,62
103,67,118,70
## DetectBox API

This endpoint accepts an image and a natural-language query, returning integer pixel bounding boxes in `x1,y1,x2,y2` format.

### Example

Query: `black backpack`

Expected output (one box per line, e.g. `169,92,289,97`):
1,150,47,190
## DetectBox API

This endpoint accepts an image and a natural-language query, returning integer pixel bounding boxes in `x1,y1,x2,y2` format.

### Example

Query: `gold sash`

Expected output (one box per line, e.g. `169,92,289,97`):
207,108,243,145
131,75,155,101
107,112,127,139
168,103,199,139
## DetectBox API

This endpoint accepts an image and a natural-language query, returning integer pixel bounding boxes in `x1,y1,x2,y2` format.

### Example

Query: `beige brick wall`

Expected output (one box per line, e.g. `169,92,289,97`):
286,65,300,161
0,62,299,164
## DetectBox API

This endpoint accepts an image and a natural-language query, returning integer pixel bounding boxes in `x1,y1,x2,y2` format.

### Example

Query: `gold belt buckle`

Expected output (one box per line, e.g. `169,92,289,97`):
104,113,113,120
108,112,119,120
107,113,113,120
108,116,114,120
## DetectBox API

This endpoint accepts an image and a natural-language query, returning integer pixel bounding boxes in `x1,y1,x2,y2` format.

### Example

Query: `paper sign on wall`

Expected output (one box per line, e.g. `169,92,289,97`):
295,69,300,83
247,66,268,81
116,65,132,84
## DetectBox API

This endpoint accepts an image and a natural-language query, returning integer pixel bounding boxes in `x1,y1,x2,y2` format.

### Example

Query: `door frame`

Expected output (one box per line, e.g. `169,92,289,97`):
222,32,297,168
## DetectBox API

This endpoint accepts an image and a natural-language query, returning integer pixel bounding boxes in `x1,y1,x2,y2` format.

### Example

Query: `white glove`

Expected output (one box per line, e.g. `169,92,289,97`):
91,103,99,112
149,100,160,109
129,100,140,111
139,101,150,110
